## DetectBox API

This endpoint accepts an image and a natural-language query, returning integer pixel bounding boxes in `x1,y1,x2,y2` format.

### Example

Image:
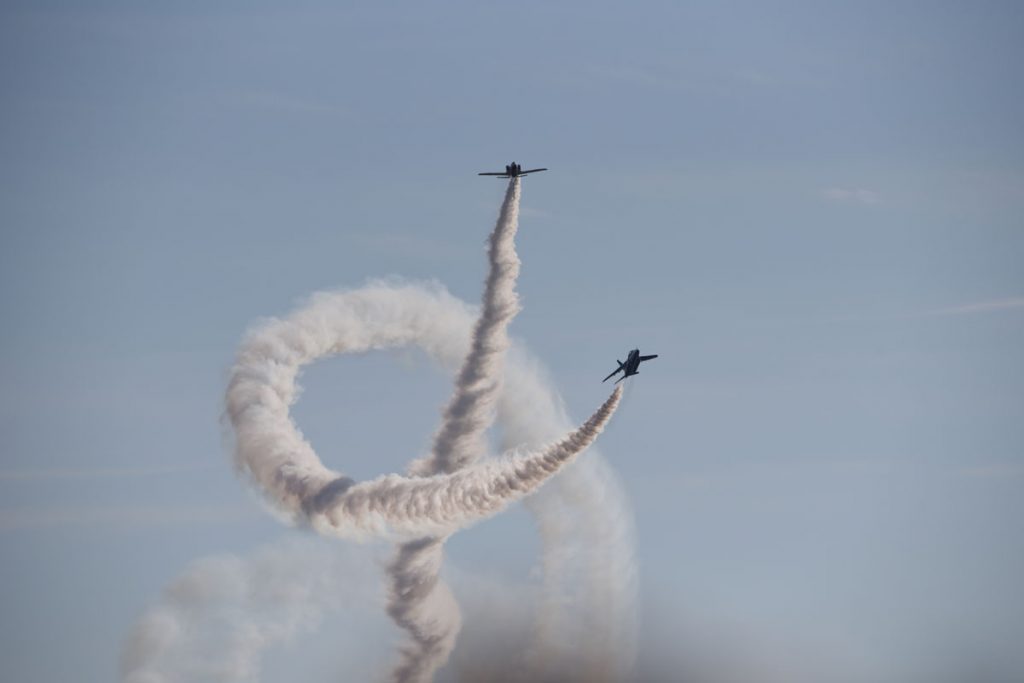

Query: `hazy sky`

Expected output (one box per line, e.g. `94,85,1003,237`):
1,2,1022,682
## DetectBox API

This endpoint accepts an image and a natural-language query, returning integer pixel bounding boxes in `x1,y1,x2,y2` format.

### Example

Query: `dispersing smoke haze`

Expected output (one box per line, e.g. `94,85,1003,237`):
120,539,382,683
124,179,635,682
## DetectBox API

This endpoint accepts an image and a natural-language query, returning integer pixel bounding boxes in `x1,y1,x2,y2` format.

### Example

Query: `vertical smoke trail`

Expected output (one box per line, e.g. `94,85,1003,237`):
390,179,521,683
387,539,461,683
375,382,626,683
228,350,619,539
414,178,521,476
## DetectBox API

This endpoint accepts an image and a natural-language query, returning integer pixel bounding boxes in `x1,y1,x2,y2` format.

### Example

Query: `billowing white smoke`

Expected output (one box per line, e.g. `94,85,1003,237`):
387,179,522,683
124,180,637,682
224,286,621,540
122,287,636,680
412,178,521,476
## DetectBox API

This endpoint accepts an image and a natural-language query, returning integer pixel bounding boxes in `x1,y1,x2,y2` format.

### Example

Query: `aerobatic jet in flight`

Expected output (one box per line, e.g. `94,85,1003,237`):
603,349,658,383
478,161,547,178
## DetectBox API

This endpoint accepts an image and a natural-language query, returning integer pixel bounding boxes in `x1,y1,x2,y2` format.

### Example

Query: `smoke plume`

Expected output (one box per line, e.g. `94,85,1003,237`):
126,179,636,682
388,178,521,682
225,305,621,539
412,178,521,476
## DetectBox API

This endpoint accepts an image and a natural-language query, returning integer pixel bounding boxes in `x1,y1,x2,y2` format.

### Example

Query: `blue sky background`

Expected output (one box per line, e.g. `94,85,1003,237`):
1,2,1022,681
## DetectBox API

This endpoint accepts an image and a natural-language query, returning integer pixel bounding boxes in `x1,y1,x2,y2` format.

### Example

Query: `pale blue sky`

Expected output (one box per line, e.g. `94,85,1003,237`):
1,2,1022,682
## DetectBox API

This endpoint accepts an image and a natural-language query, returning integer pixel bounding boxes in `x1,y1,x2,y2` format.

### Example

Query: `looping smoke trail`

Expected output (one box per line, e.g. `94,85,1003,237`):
191,174,628,683
220,170,628,680
124,284,637,682
389,179,521,682
226,316,621,540
301,388,620,539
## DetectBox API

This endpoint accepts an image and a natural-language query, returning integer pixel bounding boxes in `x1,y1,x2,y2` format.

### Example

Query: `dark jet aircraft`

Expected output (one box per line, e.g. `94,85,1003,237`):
478,161,547,178
603,349,658,383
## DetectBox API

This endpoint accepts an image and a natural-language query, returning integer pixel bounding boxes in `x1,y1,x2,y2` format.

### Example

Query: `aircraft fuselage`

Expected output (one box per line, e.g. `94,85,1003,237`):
478,161,547,179
603,348,658,383
622,349,643,377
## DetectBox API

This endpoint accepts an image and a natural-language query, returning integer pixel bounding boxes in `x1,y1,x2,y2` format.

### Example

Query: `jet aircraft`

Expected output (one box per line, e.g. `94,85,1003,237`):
603,349,658,383
478,161,547,178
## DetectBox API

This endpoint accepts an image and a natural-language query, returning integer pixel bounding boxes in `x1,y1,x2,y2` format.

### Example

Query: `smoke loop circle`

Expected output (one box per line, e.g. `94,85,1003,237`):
225,281,636,677
227,283,616,536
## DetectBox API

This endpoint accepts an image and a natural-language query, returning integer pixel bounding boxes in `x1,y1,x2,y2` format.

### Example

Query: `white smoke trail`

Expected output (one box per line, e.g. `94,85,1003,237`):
225,281,621,541
387,179,521,683
412,178,521,476
124,284,637,681
226,319,620,539
387,538,461,683
304,388,620,538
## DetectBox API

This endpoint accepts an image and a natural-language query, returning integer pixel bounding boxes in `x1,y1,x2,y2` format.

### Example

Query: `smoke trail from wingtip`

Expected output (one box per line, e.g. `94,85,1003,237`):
387,538,461,683
389,178,521,683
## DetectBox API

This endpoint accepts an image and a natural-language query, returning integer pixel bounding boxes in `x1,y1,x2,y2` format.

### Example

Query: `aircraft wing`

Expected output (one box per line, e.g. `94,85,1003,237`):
478,172,509,176
519,168,547,175
603,367,623,382
639,354,658,361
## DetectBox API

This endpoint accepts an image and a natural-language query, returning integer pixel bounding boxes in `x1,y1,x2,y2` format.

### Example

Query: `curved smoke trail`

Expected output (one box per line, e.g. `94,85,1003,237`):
389,179,521,683
387,538,459,683
224,176,613,544
123,285,636,682
225,294,621,539
125,180,636,682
